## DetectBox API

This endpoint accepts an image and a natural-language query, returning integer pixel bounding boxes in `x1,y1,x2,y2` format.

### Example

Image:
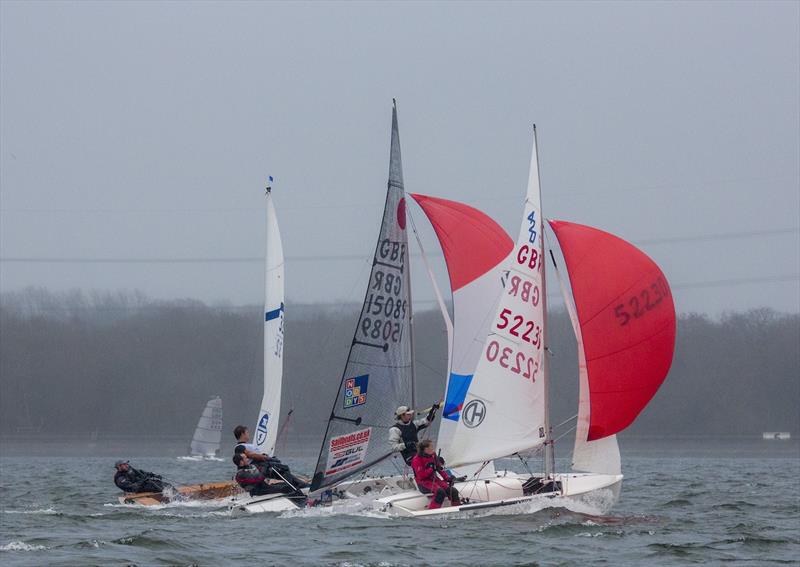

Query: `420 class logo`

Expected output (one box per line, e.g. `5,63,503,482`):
343,375,369,408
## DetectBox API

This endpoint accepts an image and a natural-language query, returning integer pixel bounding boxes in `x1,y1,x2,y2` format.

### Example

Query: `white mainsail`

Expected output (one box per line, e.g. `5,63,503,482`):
253,187,285,456
190,396,223,457
446,132,548,468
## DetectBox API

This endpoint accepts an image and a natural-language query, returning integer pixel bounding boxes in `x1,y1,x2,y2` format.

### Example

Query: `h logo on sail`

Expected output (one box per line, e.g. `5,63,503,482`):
462,400,486,428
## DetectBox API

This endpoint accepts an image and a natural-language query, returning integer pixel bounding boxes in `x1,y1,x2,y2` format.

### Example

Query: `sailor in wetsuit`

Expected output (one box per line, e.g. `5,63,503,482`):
232,425,308,488
388,404,439,465
113,461,171,493
232,453,304,503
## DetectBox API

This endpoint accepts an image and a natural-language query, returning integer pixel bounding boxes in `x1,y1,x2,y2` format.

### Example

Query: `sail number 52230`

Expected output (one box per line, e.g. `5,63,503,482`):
485,340,539,382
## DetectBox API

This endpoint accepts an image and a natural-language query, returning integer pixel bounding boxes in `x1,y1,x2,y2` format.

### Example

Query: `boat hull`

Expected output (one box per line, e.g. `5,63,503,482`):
373,472,623,517
118,481,242,506
229,490,310,515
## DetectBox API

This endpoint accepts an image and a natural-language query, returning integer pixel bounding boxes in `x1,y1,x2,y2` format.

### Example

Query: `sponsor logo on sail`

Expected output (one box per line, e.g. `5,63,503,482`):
343,374,369,408
324,428,372,476
256,413,269,445
462,400,486,428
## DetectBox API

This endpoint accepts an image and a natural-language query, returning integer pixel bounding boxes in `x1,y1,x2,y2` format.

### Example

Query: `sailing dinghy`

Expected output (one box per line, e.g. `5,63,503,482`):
373,126,677,517
229,183,315,515
178,396,224,460
301,103,517,504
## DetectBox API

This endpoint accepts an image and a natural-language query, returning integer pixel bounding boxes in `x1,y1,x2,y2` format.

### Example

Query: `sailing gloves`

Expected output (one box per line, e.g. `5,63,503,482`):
426,402,441,422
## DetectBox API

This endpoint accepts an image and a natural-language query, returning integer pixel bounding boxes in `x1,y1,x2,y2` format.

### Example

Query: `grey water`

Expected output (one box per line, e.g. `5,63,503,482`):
1,438,798,566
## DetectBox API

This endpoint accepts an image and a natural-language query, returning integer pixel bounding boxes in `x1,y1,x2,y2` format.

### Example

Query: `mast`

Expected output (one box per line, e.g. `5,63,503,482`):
398,100,417,410
534,125,555,477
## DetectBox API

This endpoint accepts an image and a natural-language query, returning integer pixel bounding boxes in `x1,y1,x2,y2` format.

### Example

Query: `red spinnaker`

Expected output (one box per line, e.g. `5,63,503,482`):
411,194,513,291
549,220,676,440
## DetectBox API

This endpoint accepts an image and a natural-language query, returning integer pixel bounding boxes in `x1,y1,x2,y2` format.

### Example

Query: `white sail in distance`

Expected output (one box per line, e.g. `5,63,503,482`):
253,187,285,457
447,132,548,468
190,396,223,457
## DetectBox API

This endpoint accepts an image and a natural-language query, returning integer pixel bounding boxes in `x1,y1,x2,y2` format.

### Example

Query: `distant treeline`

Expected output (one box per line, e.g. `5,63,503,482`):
1,288,797,444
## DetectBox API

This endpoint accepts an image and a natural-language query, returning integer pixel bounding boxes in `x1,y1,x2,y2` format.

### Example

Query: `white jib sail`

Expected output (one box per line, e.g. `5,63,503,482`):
447,135,548,468
190,396,223,457
551,252,621,475
253,188,285,457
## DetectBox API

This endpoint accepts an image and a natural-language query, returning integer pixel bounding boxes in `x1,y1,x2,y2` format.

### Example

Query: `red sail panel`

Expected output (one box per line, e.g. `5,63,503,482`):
549,220,676,440
411,194,513,291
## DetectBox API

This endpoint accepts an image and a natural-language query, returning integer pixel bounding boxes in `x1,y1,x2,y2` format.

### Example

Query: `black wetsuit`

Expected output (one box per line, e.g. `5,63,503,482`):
114,467,169,493
234,465,302,498
233,443,308,488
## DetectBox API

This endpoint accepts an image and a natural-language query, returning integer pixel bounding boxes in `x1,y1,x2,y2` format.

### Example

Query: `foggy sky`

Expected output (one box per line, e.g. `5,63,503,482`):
1,1,798,314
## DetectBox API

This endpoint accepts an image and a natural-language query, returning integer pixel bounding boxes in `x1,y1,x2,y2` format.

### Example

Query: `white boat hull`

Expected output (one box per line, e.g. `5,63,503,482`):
229,490,309,516
373,472,623,517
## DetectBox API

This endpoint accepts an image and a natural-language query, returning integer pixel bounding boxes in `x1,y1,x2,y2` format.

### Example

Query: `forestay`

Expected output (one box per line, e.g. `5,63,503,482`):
310,102,413,492
253,189,285,456
447,137,548,468
410,194,513,459
549,220,676,441
190,396,223,457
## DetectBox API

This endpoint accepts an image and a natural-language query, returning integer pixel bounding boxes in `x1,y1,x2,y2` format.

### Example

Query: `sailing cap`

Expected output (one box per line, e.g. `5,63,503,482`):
114,460,129,468
395,406,414,418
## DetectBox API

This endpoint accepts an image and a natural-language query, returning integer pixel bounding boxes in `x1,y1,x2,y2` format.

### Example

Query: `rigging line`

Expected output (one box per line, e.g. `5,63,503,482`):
553,425,577,445
515,453,534,476
414,358,447,379
553,414,578,430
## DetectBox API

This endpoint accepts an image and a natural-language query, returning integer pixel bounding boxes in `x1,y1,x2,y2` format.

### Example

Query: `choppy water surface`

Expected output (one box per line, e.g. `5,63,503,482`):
1,438,798,566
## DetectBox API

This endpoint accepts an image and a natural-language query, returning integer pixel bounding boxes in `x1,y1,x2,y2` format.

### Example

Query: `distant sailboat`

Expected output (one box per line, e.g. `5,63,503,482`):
179,396,224,461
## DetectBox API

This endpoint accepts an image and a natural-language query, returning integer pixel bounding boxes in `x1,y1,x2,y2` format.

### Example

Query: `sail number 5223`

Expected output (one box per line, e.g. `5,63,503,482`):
496,308,542,349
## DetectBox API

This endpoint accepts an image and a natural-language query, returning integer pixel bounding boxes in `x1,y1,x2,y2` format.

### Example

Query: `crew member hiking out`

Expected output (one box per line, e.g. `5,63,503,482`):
411,440,461,510
113,461,171,494
232,453,305,505
388,403,439,465
232,425,309,488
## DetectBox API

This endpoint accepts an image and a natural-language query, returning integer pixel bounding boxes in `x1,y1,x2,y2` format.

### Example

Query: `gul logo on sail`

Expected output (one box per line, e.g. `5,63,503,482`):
324,428,372,476
255,413,270,445
343,374,369,408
